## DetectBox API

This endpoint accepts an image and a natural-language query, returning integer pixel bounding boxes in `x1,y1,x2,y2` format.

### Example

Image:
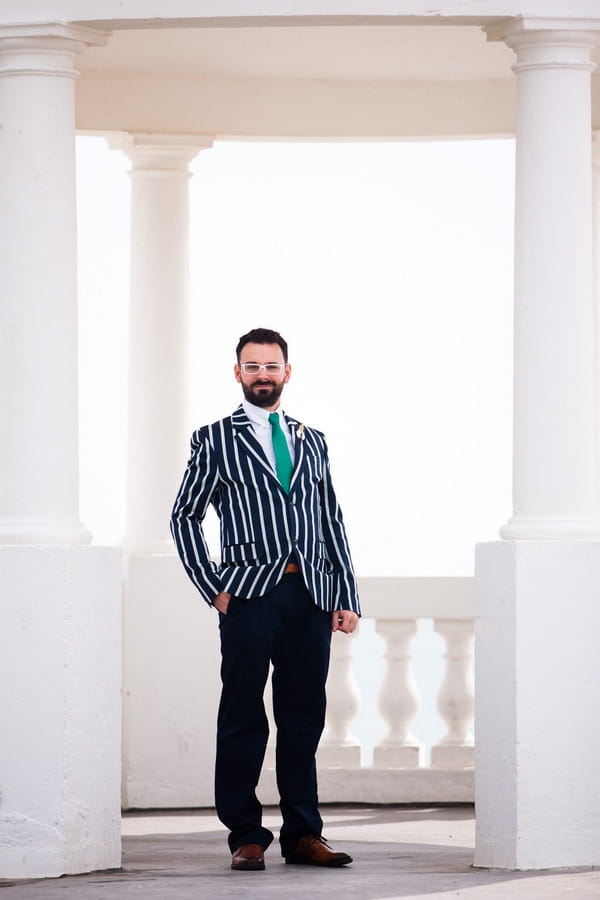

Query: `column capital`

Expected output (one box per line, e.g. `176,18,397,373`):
486,17,600,72
0,23,109,77
487,15,600,41
111,133,214,174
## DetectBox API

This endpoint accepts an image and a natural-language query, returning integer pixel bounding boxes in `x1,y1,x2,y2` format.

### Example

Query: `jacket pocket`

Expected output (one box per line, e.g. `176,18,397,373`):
313,541,334,573
221,542,261,565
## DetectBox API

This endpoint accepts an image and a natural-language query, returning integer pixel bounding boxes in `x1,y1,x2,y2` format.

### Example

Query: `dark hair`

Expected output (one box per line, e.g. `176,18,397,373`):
236,328,288,362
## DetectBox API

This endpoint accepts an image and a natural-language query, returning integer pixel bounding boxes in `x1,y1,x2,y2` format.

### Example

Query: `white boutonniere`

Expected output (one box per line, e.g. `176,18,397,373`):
296,424,306,441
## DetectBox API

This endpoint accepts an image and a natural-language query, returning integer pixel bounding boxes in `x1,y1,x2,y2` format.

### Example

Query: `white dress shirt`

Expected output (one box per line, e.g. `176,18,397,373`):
242,400,295,474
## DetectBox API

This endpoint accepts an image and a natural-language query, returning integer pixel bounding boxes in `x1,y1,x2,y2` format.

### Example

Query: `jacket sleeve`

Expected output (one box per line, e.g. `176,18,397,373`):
170,429,225,606
318,437,361,615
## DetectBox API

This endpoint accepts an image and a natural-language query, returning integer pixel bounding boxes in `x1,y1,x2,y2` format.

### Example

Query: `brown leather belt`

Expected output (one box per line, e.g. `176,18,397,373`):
285,562,300,573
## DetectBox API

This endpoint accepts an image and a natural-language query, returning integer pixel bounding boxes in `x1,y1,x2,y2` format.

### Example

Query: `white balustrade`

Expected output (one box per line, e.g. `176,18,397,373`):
126,576,476,808
372,619,421,767
430,619,474,768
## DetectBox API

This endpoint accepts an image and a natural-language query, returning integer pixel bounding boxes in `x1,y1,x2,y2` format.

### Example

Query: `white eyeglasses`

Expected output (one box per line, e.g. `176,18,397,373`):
240,363,286,375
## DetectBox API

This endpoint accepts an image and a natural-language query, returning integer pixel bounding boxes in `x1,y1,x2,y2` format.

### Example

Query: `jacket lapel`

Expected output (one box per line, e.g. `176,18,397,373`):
231,405,307,494
284,414,306,493
231,405,280,486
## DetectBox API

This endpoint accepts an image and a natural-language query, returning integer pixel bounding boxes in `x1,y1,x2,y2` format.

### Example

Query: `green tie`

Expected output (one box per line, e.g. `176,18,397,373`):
268,412,293,493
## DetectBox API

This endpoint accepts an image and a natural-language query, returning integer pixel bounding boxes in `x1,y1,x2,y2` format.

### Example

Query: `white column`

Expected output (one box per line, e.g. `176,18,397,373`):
0,25,122,880
476,18,600,870
115,135,222,811
491,19,600,540
118,134,213,552
0,25,106,544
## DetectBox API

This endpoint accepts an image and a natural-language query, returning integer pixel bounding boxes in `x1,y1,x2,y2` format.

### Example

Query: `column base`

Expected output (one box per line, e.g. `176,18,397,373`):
474,540,600,869
0,546,121,878
500,515,600,540
0,518,92,545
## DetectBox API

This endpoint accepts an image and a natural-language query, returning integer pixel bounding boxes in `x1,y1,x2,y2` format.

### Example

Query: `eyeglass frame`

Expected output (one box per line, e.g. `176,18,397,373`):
239,362,288,375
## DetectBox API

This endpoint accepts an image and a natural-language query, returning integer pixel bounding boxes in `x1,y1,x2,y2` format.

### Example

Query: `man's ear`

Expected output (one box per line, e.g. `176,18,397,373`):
234,364,242,384
284,364,292,384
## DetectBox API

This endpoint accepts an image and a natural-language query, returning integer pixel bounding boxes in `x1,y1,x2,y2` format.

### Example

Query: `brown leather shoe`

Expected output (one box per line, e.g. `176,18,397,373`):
231,843,265,871
285,835,353,867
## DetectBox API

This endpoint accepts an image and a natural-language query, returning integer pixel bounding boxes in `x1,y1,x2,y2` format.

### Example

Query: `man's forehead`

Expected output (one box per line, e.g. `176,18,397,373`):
239,342,285,361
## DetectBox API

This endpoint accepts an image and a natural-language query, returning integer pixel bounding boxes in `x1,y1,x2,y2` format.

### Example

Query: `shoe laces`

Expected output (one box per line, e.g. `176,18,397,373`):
305,834,331,848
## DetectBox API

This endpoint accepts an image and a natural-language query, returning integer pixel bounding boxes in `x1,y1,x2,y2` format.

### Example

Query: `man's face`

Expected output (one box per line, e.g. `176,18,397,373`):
235,342,291,410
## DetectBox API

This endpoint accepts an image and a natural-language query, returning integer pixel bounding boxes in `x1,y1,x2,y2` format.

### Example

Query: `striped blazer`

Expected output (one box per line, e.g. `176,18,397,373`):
171,405,361,614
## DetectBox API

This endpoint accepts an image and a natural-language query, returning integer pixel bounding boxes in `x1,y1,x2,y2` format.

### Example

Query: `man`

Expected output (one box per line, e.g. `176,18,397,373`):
171,327,360,872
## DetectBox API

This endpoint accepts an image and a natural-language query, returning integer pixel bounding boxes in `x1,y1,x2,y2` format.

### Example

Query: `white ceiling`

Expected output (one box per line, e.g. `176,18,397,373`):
78,24,517,83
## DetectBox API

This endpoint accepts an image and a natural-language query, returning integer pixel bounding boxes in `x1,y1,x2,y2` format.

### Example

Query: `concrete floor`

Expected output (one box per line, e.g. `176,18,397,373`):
1,806,599,899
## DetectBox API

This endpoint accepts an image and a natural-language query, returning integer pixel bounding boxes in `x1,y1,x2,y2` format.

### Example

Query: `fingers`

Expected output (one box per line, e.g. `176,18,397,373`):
213,591,232,614
331,610,359,634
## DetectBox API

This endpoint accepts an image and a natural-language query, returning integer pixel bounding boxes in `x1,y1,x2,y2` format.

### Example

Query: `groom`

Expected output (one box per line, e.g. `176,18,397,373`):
171,327,360,871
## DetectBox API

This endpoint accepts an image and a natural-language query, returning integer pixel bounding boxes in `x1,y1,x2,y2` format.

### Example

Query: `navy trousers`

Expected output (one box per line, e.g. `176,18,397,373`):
215,573,332,855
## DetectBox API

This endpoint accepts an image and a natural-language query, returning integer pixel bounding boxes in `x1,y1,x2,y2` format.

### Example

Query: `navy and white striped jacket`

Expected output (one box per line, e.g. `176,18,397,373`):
171,405,361,614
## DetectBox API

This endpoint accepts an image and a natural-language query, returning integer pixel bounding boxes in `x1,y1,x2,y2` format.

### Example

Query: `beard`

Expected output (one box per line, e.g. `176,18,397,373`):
242,379,284,409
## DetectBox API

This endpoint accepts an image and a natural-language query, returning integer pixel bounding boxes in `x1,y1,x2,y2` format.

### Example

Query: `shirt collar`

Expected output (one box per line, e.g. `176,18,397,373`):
242,399,285,427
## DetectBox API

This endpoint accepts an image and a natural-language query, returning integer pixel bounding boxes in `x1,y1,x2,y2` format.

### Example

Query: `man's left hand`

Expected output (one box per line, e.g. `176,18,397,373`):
331,610,359,634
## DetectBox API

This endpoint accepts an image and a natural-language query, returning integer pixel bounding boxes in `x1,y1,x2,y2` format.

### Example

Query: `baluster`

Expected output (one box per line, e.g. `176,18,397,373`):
318,627,362,767
373,619,421,767
430,619,474,768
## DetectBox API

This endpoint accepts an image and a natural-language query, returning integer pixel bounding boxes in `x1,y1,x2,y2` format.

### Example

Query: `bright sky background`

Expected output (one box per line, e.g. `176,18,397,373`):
77,136,515,575
76,135,515,759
